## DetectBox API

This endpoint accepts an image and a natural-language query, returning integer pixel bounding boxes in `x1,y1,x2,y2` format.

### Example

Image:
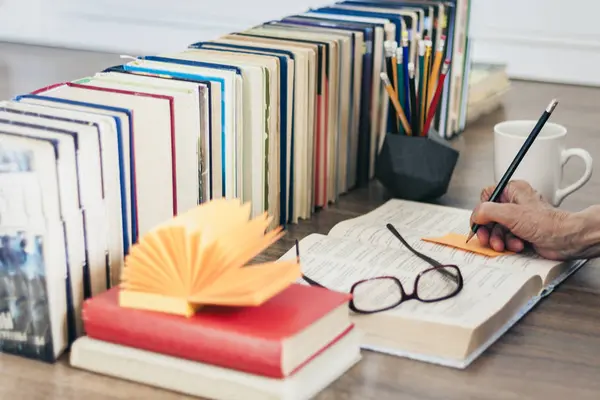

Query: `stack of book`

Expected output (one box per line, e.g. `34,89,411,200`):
0,0,471,375
72,284,360,399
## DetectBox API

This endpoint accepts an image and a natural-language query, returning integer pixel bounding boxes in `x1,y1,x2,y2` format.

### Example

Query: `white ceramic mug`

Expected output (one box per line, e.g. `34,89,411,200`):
494,120,593,206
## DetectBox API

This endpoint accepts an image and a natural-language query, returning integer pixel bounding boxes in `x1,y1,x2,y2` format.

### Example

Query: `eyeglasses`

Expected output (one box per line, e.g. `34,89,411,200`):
299,223,464,314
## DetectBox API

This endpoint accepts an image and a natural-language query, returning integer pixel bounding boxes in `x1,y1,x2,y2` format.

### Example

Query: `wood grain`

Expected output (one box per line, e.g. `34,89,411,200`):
1,41,600,400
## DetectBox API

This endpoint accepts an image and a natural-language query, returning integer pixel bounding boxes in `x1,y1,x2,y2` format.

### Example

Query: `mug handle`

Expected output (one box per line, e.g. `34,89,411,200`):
555,148,593,206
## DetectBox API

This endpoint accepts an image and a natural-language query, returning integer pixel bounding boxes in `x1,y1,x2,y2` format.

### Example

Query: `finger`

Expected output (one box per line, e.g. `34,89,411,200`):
480,186,495,202
505,232,525,253
476,225,491,247
505,180,543,205
471,202,522,233
489,224,506,252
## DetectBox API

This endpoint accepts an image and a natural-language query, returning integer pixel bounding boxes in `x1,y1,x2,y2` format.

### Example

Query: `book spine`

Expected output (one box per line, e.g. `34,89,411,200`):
82,299,286,378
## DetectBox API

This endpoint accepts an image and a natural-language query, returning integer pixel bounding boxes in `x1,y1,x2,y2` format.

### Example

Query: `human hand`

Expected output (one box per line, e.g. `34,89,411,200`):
469,180,583,260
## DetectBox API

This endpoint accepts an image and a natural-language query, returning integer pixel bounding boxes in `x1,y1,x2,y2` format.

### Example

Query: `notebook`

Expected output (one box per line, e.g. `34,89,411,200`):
279,199,587,368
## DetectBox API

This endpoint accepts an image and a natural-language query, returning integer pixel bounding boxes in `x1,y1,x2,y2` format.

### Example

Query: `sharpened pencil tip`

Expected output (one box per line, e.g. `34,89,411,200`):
466,231,475,243
547,99,559,113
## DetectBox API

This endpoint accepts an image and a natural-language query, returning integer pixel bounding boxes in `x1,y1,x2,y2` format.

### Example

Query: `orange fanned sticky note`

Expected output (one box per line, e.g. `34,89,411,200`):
118,199,301,317
422,232,513,257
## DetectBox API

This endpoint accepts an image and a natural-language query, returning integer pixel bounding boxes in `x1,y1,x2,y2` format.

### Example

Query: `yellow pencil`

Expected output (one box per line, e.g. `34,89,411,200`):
421,39,432,132
428,35,446,105
380,72,412,136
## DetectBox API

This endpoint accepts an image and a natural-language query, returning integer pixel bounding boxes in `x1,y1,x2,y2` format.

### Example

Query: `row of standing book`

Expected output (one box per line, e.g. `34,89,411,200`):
0,1,471,397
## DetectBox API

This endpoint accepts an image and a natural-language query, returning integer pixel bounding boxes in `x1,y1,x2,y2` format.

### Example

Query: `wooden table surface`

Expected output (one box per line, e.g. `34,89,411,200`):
1,42,600,400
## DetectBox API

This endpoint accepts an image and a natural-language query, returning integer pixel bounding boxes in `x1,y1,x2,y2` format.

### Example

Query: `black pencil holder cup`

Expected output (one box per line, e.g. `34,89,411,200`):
375,129,459,201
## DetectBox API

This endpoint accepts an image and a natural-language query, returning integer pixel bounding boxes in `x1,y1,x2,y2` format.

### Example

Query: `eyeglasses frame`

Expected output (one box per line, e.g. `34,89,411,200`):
298,223,464,314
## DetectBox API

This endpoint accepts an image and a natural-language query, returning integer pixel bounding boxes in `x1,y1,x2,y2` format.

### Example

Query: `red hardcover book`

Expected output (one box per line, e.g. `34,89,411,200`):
82,284,352,378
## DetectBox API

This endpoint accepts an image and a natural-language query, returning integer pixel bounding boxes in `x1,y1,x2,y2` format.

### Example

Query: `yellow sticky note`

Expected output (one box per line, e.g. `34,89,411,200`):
422,233,513,257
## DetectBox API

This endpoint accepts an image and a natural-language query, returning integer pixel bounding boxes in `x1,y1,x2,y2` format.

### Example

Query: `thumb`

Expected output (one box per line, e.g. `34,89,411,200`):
471,202,524,233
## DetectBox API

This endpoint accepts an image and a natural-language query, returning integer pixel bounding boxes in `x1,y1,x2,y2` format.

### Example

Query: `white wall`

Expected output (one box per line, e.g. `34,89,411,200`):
1,0,599,86
470,0,600,86
0,0,326,54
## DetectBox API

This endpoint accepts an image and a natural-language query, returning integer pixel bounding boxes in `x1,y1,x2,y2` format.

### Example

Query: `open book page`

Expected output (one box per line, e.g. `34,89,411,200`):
282,234,542,329
327,199,562,284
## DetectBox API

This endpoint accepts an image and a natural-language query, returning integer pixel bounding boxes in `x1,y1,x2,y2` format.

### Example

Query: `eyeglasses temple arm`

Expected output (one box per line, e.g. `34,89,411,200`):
296,239,329,288
386,223,460,283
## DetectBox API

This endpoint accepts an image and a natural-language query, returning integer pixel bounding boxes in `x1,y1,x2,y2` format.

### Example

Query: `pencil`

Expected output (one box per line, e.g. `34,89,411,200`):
401,33,411,120
408,63,418,136
428,35,446,105
391,42,399,131
384,40,395,80
417,40,426,136
422,38,432,131
384,40,397,134
380,72,412,136
395,47,405,134
466,98,559,242
423,61,450,136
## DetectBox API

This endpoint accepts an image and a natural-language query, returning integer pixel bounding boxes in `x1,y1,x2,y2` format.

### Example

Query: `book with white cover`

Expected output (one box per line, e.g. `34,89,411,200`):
0,121,87,339
15,94,133,258
31,83,175,240
70,328,361,400
121,58,240,209
0,100,125,286
0,106,109,297
75,74,202,216
0,133,72,360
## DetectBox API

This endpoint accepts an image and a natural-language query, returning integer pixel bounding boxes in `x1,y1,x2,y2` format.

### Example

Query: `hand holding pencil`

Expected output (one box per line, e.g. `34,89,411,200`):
466,99,560,243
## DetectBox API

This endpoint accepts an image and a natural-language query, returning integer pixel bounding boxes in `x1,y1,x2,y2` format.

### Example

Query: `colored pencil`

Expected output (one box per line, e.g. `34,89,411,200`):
396,47,405,134
401,32,411,120
408,63,418,137
422,38,432,129
380,72,412,136
417,40,426,136
391,41,399,131
423,61,450,136
428,35,446,105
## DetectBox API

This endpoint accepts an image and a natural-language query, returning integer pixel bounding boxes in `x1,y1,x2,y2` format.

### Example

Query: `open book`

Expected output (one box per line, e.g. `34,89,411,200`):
279,199,587,368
